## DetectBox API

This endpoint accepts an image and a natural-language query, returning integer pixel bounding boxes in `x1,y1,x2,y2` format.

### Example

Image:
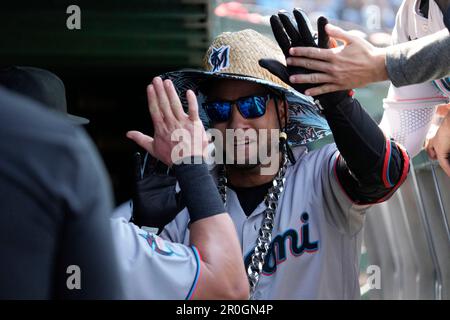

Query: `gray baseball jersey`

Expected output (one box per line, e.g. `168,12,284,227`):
161,144,371,299
111,205,200,299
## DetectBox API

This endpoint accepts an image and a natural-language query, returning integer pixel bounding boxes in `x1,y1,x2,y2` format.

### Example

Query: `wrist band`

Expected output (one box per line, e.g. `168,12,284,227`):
172,159,225,223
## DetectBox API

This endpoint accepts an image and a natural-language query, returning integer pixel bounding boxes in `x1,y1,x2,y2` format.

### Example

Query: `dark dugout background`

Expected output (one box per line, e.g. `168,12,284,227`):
0,0,212,204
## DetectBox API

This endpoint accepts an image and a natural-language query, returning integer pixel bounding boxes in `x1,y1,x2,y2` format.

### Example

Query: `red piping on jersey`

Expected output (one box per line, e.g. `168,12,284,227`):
375,144,410,204
393,96,446,102
332,141,410,205
382,139,394,188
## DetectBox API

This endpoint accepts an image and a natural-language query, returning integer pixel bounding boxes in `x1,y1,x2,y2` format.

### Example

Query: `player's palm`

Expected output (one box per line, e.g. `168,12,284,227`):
127,77,208,166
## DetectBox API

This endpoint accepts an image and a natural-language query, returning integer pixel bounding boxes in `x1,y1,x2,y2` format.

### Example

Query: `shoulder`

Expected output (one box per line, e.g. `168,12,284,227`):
285,144,339,198
0,87,112,214
289,144,338,175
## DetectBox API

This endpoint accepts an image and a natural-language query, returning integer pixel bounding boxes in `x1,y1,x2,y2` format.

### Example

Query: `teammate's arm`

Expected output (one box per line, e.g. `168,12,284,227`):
425,109,450,177
189,214,248,299
385,28,450,88
170,161,248,299
127,77,248,299
286,27,449,94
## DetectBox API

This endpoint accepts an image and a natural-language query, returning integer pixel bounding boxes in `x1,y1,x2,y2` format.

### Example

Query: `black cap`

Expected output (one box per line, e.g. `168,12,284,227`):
0,66,89,125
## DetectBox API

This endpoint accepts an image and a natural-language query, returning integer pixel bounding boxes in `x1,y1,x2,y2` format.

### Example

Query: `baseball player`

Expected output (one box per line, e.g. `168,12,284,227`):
115,77,249,300
131,10,410,299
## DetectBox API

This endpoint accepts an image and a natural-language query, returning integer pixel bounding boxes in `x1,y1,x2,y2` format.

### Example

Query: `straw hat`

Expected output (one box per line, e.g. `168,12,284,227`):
160,29,330,146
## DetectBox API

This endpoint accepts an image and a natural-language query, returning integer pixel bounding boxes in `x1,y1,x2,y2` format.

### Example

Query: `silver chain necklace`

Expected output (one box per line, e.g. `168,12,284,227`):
217,153,289,299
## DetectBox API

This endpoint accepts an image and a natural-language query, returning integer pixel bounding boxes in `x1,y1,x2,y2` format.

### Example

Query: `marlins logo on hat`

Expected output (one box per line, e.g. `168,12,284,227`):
209,45,230,72
160,29,331,147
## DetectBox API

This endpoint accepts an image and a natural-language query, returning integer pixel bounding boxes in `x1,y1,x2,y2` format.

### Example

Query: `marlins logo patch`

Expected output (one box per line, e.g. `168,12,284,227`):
209,45,230,72
139,232,184,257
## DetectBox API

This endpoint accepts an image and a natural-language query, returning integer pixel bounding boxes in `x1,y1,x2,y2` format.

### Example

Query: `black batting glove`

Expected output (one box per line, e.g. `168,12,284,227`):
259,8,351,109
132,152,185,231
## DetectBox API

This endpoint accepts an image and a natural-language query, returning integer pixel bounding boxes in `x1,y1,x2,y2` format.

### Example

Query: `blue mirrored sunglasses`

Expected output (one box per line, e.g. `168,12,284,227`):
202,94,273,123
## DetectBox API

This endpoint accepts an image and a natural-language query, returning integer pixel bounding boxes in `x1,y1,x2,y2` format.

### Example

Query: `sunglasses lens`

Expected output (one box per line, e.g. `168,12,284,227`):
204,101,232,122
238,96,268,119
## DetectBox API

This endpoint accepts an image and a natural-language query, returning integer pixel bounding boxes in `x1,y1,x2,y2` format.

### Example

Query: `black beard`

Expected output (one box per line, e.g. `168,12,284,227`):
226,163,260,171
223,147,261,170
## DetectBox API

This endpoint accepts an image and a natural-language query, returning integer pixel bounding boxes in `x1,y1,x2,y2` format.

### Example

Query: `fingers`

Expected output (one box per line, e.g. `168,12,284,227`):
186,90,199,121
146,84,164,130
278,11,302,46
324,23,355,44
259,59,292,84
437,154,450,178
270,15,292,57
126,131,155,156
148,77,187,128
153,77,175,122
436,103,450,117
304,84,343,96
426,136,450,177
164,79,186,120
425,138,437,159
317,16,330,49
287,56,334,73
289,46,334,62
292,8,316,47
289,71,334,85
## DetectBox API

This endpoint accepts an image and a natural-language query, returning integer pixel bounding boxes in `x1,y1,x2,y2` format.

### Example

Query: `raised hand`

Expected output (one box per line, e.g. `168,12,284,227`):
259,9,349,107
426,108,450,177
127,77,208,166
258,9,330,93
287,23,388,96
